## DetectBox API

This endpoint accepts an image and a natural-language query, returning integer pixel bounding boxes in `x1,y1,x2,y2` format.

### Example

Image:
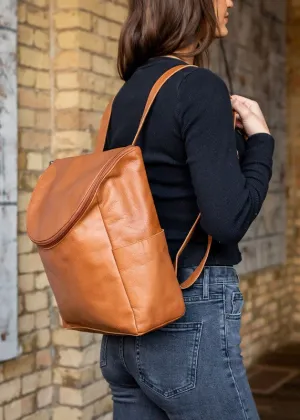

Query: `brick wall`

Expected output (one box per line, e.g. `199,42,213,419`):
0,0,298,419
287,0,300,338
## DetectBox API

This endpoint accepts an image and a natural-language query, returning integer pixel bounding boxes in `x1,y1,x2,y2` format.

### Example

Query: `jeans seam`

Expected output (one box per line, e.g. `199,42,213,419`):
119,337,130,373
223,284,249,420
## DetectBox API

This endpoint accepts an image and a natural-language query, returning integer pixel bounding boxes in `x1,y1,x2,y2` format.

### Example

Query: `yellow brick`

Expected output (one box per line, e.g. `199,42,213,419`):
92,94,111,112
54,10,91,30
27,9,49,28
19,149,27,170
79,110,99,131
82,405,93,419
80,92,92,110
79,31,105,53
4,400,22,420
22,372,39,395
82,380,109,405
19,274,35,293
20,130,51,150
92,56,116,76
29,0,48,6
52,407,82,420
58,348,83,368
59,387,82,406
20,395,35,417
27,151,44,170
94,395,113,417
18,191,32,212
105,2,127,23
56,72,79,89
35,310,50,329
25,291,48,312
19,46,50,69
19,88,50,109
18,25,34,46
56,108,80,130
36,111,50,130
19,314,35,334
34,30,49,50
19,297,25,316
37,387,53,408
109,22,121,40
37,329,51,349
55,0,79,8
52,329,81,347
55,91,80,109
58,31,79,49
78,71,105,93
79,11,92,30
55,50,91,70
18,3,27,23
105,78,124,96
18,234,34,254
53,130,91,150
58,30,105,53
4,355,35,380
19,253,44,274
78,0,105,16
82,344,99,366
106,39,118,58
18,68,37,87
36,72,51,90
19,108,35,128
22,369,52,397
35,272,49,289
93,16,109,36
39,369,52,388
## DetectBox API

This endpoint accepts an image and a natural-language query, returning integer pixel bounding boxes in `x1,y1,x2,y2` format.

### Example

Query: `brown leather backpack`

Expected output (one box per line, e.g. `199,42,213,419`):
26,65,212,336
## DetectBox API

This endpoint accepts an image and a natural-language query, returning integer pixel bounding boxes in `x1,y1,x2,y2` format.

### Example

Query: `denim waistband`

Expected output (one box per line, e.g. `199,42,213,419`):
177,265,239,286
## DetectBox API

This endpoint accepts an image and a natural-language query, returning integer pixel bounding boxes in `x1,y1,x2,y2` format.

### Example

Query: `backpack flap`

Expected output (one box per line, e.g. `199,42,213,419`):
27,147,128,247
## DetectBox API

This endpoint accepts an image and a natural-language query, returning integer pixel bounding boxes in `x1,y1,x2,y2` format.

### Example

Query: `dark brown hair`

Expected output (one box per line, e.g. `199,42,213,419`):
118,0,218,81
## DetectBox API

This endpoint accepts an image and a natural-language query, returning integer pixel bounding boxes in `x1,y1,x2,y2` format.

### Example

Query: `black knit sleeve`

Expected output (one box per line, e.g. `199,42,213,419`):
177,68,274,244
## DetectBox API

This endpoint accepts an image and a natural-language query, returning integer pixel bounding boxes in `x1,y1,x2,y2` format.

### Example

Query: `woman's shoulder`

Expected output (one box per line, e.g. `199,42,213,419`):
178,66,229,98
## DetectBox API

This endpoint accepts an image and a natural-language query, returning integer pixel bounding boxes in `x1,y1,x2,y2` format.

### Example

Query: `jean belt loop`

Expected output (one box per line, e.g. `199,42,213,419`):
203,267,210,300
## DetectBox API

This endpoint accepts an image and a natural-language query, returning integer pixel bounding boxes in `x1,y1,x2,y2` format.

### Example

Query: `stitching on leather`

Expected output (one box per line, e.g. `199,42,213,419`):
96,195,139,335
112,229,165,251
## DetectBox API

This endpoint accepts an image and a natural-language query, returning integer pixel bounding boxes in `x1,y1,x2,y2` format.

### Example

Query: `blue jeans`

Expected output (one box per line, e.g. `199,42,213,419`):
100,266,260,420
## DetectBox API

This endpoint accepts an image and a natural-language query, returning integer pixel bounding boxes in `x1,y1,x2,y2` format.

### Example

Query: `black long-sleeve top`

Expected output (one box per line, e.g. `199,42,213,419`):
104,56,274,268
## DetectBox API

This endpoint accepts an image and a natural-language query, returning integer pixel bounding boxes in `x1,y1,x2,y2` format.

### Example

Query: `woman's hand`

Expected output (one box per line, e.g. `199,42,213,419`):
231,95,270,137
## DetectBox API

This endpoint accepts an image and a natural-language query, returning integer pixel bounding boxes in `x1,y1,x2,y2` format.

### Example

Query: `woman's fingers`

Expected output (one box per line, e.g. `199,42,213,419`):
231,96,270,137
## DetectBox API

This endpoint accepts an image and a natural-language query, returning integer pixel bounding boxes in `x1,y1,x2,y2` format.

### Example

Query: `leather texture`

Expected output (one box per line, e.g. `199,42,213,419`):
26,64,232,336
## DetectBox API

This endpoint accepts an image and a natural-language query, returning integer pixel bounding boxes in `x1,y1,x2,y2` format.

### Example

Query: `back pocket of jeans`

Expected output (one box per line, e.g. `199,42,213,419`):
136,322,203,398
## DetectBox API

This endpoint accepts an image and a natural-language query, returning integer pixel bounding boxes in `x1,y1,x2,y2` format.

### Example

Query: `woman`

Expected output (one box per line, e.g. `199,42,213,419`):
101,0,273,419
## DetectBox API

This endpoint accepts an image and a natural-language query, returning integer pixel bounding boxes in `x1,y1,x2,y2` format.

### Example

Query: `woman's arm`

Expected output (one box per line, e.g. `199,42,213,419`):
177,68,274,244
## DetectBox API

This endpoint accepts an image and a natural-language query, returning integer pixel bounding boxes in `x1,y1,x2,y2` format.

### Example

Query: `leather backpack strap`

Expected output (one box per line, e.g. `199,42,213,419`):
95,98,114,152
131,65,195,146
175,218,212,290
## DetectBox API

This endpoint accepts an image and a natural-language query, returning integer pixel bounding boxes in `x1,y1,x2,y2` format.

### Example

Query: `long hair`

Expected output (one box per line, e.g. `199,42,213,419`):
118,0,218,81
